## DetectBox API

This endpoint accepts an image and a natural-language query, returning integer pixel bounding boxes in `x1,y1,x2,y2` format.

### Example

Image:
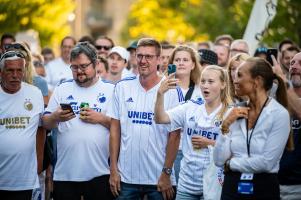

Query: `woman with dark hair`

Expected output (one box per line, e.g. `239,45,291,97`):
214,57,291,200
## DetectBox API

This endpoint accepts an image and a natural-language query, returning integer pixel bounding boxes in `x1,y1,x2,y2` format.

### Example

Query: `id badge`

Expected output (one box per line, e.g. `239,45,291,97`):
237,182,253,194
240,173,253,180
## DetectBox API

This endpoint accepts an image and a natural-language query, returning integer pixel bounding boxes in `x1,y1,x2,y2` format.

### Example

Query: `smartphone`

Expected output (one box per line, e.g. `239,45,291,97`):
167,64,176,75
266,48,278,66
60,103,75,115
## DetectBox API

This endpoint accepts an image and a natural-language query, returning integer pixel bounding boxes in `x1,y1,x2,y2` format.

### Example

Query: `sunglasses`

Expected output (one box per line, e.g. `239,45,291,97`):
4,43,26,51
0,51,25,62
95,45,111,51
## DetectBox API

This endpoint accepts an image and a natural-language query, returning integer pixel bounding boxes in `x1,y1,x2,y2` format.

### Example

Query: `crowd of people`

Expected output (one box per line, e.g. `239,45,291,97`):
0,32,300,200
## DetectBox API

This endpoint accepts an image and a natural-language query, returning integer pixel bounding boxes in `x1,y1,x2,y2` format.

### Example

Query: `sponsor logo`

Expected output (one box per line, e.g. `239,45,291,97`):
66,95,74,100
126,97,134,103
187,128,219,140
189,116,195,122
128,110,154,125
0,116,30,129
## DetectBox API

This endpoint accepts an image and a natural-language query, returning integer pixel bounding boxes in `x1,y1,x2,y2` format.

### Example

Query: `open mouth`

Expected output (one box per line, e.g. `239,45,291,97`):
203,90,210,96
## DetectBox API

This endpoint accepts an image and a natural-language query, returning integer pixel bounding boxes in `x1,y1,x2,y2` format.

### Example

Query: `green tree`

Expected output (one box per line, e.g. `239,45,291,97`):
121,0,301,47
0,0,75,48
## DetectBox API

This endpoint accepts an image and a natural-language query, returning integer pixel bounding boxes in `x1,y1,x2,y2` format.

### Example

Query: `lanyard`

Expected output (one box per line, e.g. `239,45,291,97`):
246,97,269,157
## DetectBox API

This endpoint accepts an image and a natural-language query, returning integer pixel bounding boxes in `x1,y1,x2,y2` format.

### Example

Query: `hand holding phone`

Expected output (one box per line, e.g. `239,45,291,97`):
266,48,278,66
60,103,75,115
167,64,176,75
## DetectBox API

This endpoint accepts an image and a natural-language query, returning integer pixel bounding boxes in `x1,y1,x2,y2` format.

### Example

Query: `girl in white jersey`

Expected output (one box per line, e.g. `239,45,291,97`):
168,45,203,183
155,65,232,200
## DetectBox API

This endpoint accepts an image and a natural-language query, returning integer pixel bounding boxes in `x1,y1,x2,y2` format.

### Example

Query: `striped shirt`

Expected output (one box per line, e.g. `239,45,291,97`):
108,76,182,185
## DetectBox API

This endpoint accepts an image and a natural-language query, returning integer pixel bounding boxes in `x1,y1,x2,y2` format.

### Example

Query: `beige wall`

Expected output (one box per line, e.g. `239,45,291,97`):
71,0,133,44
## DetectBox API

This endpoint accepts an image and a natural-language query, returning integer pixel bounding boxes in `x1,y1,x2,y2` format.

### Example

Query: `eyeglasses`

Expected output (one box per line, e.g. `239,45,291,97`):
70,62,92,71
95,45,112,51
33,61,44,67
4,43,26,51
136,54,158,61
0,51,25,62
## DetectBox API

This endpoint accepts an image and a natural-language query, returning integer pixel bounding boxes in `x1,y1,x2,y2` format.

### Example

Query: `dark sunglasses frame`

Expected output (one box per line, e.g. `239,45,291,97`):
95,45,112,51
0,51,25,62
4,43,27,51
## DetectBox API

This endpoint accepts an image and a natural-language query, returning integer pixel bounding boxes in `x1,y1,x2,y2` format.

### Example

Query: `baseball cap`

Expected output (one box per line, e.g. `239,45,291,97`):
126,40,138,51
109,46,129,62
198,49,218,65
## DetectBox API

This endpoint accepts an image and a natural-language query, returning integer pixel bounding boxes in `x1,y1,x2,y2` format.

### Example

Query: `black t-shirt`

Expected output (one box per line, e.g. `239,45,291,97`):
279,115,301,185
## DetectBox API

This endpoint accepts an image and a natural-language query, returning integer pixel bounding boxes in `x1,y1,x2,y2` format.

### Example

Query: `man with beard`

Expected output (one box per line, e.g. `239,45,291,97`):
42,42,114,200
279,52,301,200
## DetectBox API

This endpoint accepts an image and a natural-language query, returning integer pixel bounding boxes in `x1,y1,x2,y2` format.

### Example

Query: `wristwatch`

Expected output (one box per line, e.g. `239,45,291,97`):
162,167,172,175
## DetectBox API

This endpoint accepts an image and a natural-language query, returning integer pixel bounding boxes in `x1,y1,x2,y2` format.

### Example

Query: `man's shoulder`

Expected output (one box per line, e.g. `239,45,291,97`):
22,82,43,97
115,76,137,87
55,79,74,89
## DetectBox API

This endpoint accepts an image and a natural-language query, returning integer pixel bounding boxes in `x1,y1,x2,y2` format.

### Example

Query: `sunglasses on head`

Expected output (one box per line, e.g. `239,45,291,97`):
4,43,26,51
0,51,25,62
95,45,111,51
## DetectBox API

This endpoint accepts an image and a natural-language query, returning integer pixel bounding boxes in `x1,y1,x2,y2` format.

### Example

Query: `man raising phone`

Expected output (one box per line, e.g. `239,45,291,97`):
42,42,114,200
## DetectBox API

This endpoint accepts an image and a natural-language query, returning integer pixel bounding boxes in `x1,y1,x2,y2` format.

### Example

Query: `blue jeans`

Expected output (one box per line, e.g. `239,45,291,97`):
174,150,183,184
117,182,163,200
176,190,203,200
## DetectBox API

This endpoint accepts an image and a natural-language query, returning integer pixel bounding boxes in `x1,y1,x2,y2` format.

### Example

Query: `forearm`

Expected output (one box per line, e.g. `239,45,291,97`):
42,113,58,130
163,129,180,168
36,127,46,174
109,119,121,172
154,92,171,124
98,113,111,129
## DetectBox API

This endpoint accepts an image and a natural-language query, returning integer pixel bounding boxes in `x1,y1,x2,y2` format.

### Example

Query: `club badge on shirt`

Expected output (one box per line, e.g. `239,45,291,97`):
24,99,33,111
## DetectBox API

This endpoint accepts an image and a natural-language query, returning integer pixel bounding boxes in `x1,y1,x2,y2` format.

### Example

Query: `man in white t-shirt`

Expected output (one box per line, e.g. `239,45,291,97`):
0,51,44,200
45,36,76,92
42,42,114,200
108,38,182,200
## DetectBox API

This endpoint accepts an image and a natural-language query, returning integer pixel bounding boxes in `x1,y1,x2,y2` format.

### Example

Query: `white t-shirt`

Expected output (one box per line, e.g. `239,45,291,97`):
0,83,44,190
45,57,73,91
167,101,223,195
45,79,114,181
107,76,182,185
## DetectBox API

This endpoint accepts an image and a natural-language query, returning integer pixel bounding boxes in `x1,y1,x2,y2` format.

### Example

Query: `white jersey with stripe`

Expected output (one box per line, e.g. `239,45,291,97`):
0,82,44,190
177,85,203,151
167,100,224,195
45,78,114,181
107,76,182,185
